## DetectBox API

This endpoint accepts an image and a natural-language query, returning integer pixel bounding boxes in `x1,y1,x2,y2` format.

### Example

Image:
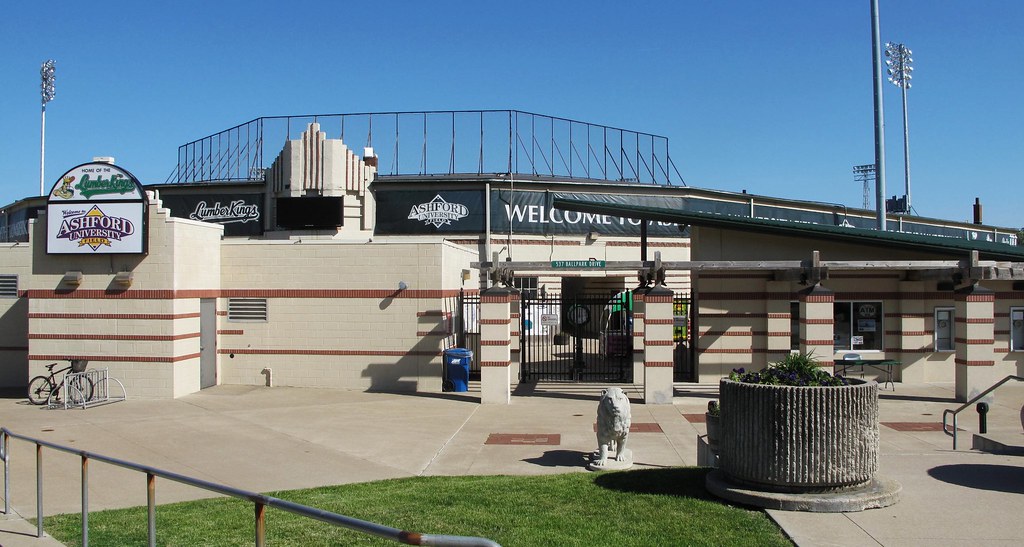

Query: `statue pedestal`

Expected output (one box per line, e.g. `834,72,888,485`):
587,449,633,472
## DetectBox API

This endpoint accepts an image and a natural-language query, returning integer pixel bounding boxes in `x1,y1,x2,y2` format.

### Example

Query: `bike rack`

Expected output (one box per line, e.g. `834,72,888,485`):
49,369,127,410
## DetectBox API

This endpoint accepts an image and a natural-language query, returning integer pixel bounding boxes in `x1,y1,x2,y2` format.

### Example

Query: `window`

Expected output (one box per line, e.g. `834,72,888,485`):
0,275,17,298
512,276,539,299
834,301,883,352
1012,307,1024,352
227,298,268,322
934,307,954,352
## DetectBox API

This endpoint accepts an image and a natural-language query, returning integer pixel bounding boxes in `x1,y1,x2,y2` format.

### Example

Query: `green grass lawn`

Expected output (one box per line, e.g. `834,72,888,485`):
44,468,791,546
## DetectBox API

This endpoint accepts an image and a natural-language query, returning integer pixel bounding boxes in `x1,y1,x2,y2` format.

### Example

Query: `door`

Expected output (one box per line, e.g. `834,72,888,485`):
200,298,217,388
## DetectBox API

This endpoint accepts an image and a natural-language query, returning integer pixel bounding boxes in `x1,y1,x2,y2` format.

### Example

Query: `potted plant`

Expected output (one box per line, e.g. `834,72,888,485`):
718,352,879,493
705,400,721,454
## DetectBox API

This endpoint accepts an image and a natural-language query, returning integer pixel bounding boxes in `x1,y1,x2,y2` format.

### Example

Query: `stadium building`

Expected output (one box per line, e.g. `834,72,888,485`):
1,110,1022,403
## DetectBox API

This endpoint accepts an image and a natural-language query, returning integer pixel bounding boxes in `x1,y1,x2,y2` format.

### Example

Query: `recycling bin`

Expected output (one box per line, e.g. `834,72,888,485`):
443,348,473,392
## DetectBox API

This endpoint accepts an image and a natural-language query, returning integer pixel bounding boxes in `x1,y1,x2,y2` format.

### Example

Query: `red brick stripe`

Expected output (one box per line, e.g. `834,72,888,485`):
479,361,510,367
218,329,244,335
954,358,995,366
481,340,511,346
29,333,200,341
644,361,675,367
28,312,201,320
30,353,201,363
28,289,464,300
479,318,511,325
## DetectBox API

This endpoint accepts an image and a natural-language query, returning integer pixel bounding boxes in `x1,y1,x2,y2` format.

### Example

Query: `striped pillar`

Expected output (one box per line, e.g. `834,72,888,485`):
954,283,995,402
798,284,835,371
508,293,521,384
632,288,646,384
766,281,793,364
643,285,675,404
480,287,515,404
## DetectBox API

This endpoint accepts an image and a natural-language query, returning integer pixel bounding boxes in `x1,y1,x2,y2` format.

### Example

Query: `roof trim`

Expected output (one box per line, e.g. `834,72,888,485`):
552,197,1024,262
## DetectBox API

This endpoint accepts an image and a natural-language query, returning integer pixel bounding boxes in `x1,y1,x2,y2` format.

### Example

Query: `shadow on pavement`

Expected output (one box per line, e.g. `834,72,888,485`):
928,464,1024,494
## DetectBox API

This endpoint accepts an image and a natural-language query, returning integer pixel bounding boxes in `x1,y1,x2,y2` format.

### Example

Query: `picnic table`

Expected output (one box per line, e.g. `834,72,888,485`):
836,356,899,391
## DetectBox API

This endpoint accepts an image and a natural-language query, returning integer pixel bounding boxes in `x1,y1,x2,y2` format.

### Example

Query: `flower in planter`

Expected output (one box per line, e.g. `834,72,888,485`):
707,400,720,417
728,351,849,387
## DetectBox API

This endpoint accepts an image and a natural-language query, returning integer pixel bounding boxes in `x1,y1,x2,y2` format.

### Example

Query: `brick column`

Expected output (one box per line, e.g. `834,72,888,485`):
480,287,515,404
508,293,521,385
632,288,646,384
765,281,792,364
643,285,675,404
954,283,996,402
798,284,835,371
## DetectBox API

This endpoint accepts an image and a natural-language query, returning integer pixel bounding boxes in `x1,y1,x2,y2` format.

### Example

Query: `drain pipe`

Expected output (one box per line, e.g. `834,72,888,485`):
261,368,273,387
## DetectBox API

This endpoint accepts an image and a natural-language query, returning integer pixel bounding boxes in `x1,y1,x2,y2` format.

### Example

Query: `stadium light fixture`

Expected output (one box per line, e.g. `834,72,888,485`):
40,60,56,196
885,42,913,213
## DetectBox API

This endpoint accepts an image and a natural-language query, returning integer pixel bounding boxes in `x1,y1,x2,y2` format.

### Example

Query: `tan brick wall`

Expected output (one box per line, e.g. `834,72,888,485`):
0,243,32,386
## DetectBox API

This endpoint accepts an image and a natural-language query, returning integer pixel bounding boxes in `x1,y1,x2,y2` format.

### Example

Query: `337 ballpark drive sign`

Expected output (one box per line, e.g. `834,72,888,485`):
46,162,148,254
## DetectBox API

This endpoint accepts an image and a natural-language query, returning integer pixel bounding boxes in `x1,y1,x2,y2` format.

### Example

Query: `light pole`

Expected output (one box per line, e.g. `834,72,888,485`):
869,0,887,230
885,42,913,214
40,60,56,196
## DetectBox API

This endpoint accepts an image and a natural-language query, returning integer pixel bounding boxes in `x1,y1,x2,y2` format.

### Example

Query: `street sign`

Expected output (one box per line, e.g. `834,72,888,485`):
551,259,606,268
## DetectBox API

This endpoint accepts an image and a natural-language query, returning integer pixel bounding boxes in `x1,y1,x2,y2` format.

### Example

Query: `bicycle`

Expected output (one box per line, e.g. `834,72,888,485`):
27,359,94,406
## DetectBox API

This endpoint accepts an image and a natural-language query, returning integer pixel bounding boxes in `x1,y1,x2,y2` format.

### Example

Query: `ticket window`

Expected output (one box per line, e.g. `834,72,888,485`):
935,308,954,352
834,302,882,352
1012,308,1024,352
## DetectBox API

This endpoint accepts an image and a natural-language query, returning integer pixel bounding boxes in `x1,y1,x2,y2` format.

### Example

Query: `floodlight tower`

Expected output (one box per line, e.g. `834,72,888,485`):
40,60,56,196
869,0,887,230
853,164,876,209
885,42,913,213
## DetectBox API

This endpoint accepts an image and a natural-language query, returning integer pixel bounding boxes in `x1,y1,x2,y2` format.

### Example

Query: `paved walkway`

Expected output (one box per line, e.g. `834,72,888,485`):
1,381,1023,546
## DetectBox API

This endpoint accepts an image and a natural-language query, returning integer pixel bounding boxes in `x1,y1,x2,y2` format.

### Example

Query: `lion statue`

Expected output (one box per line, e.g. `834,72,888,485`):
594,387,632,467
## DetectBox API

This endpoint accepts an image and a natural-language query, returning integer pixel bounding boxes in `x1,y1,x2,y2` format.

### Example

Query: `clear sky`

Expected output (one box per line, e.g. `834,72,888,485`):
2,1,1022,229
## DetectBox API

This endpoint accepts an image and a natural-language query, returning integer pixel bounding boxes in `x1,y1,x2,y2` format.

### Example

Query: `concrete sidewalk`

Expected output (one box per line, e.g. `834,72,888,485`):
1,381,1023,546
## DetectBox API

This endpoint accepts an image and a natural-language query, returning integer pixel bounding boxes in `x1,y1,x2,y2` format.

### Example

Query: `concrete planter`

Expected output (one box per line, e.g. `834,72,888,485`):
719,378,879,493
705,411,721,453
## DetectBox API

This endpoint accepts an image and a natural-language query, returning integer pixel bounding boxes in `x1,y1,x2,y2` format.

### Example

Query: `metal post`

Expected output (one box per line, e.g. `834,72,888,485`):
147,473,156,547
82,455,89,547
36,443,43,538
255,501,266,547
3,431,10,515
870,0,887,230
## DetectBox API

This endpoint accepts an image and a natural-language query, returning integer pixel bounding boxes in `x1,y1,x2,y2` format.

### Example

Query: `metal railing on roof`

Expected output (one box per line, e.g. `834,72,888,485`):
1,427,501,547
168,110,685,186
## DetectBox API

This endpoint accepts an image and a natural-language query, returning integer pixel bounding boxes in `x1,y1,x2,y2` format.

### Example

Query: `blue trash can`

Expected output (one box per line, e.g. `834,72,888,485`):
443,348,473,392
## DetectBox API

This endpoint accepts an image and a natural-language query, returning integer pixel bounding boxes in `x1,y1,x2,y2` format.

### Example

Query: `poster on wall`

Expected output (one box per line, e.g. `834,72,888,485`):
375,190,486,234
158,194,263,236
46,162,148,254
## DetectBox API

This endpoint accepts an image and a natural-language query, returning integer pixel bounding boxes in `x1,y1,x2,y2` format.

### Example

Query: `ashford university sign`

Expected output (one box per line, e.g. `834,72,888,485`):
46,162,148,254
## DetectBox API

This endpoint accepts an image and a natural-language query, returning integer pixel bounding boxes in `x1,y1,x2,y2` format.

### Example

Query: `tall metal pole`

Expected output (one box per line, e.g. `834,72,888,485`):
40,60,56,196
870,0,887,230
886,42,913,213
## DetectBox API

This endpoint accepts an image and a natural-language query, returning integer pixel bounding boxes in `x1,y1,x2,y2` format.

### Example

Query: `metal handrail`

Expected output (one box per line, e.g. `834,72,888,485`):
1,427,500,547
942,375,1024,450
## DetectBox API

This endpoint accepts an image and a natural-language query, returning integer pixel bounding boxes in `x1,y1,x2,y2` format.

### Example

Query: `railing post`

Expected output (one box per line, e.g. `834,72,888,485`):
255,501,266,547
3,431,10,515
148,473,156,547
36,443,43,538
82,454,89,547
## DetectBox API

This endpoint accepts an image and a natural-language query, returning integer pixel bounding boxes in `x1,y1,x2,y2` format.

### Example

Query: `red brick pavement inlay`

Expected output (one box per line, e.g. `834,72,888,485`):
485,433,561,445
683,413,707,423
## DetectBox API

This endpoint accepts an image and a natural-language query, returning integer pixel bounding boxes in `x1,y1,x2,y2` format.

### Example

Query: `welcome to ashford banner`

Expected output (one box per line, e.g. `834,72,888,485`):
46,162,148,254
374,188,687,237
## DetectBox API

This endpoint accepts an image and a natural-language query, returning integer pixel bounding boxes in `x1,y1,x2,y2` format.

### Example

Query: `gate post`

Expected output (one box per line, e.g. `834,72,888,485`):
632,289,646,384
954,283,996,402
480,286,516,404
643,285,675,404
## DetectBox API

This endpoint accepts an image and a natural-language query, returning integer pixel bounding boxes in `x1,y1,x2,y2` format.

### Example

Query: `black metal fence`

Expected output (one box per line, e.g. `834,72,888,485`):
169,110,685,186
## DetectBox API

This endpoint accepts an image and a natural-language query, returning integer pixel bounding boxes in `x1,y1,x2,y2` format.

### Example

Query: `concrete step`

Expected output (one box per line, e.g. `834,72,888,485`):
972,431,1024,455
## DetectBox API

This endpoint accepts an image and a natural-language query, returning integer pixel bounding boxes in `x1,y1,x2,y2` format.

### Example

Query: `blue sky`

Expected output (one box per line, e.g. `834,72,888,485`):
2,1,1022,228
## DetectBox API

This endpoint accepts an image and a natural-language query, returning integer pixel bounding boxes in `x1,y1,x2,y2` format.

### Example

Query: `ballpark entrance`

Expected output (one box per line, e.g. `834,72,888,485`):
519,292,633,382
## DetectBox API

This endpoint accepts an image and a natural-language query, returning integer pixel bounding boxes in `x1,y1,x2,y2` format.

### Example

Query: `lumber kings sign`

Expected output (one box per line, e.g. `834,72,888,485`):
46,161,148,255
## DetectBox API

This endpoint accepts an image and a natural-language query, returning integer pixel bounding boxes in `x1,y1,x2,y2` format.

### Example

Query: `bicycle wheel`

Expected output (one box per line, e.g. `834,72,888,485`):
68,375,95,405
27,376,54,405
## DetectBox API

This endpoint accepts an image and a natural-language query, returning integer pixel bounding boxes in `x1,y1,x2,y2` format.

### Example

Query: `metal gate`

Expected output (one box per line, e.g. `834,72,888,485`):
520,292,633,382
